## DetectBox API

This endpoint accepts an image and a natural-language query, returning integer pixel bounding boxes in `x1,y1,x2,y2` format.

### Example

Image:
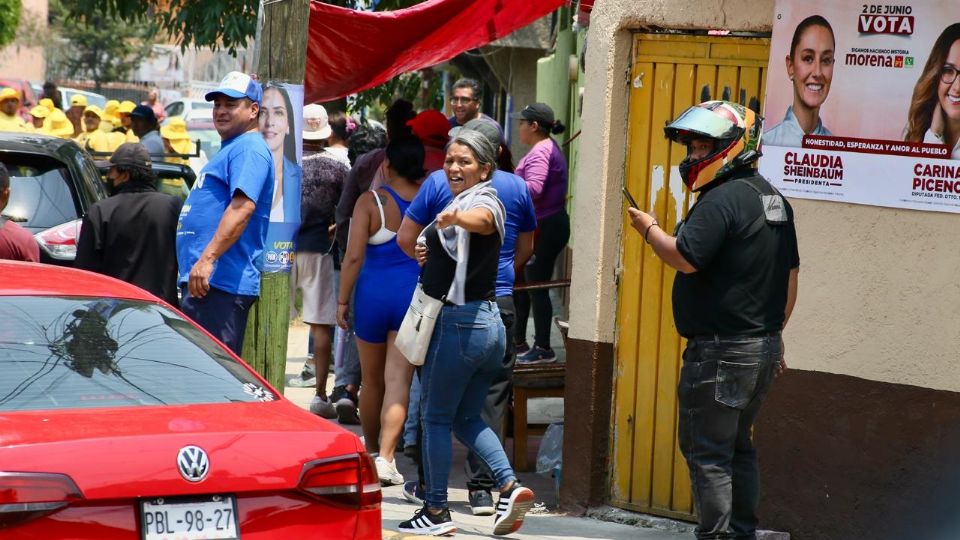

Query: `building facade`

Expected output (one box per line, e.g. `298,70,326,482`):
563,1,960,538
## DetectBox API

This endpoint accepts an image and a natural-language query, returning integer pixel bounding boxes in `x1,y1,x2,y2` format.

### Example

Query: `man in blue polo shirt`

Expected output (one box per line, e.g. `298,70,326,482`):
176,71,274,355
396,118,537,516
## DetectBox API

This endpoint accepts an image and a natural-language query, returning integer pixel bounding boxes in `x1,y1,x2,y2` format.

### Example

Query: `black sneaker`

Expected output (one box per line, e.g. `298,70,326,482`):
401,480,424,506
398,504,456,536
468,489,495,516
493,482,534,536
330,385,360,425
517,346,556,365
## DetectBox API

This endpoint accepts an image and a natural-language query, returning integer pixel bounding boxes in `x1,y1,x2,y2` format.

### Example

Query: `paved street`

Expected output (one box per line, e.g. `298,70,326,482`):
283,322,692,539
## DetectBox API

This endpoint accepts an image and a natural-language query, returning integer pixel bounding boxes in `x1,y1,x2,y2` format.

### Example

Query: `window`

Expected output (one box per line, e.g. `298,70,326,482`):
0,297,275,412
1,154,79,230
165,102,184,118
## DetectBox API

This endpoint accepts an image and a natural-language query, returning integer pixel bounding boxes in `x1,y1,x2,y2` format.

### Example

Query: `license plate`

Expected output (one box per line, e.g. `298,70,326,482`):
140,494,240,540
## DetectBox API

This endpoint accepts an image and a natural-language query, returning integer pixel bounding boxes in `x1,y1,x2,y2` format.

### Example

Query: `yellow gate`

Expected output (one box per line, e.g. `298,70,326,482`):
611,33,771,520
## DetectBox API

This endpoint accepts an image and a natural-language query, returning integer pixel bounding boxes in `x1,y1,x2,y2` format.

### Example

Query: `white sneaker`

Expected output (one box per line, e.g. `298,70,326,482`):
375,456,404,486
309,395,337,419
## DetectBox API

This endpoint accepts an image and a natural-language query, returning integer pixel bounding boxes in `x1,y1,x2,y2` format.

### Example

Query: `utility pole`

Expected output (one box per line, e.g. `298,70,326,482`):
242,0,311,391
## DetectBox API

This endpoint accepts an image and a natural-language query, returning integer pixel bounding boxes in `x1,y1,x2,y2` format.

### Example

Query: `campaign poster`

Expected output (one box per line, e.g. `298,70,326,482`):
760,0,960,213
259,82,303,273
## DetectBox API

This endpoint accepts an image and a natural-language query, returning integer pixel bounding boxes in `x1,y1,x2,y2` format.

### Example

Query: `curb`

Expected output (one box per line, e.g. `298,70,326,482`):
381,530,436,540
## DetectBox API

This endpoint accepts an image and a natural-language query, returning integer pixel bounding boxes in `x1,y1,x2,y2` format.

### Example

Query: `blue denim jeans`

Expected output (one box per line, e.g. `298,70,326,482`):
403,371,421,447
678,334,781,540
420,300,513,508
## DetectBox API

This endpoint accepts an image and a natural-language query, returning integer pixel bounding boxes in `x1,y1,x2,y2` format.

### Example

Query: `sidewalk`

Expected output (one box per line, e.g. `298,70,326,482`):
283,322,692,540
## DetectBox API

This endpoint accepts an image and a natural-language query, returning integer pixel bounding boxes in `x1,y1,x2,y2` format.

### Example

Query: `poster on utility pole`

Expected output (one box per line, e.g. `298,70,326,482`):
759,0,960,213
259,82,303,273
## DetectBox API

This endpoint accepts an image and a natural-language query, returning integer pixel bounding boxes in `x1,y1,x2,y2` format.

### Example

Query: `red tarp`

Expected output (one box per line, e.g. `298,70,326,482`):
305,0,567,104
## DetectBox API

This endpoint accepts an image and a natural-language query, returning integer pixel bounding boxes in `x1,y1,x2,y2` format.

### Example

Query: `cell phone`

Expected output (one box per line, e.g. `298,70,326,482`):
622,186,639,209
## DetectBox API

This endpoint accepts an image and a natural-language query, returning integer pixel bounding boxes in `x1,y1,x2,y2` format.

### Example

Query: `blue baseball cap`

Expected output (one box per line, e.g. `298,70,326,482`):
205,71,263,104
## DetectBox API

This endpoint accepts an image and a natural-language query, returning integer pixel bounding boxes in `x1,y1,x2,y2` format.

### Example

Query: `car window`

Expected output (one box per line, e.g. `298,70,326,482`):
0,297,277,412
166,102,184,118
75,151,109,205
192,129,222,159
1,155,79,230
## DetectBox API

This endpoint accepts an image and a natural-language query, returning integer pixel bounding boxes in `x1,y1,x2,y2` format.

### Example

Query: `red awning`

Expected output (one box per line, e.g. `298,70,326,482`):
305,0,567,104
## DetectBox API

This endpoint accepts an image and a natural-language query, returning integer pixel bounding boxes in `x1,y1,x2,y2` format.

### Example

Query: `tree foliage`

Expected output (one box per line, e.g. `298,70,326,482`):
350,68,445,118
59,0,423,56
0,0,22,47
48,0,157,90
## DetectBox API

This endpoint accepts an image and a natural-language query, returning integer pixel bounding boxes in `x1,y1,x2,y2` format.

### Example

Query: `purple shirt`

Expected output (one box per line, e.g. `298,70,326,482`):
515,138,568,221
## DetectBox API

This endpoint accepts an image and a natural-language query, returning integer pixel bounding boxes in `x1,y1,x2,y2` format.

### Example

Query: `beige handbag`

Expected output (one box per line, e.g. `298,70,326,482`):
395,283,443,366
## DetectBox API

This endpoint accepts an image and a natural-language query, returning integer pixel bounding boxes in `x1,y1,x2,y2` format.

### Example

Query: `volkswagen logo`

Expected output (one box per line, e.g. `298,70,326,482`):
177,446,210,483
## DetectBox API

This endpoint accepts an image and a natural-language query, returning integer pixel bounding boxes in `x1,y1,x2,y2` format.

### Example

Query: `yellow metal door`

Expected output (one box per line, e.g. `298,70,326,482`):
611,33,770,520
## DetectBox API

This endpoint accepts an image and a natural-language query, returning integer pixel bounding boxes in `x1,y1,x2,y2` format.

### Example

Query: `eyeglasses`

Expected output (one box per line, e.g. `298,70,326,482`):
941,65,959,85
449,97,477,105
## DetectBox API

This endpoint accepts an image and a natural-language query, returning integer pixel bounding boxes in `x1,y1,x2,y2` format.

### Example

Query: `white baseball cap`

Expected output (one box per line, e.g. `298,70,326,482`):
205,71,263,104
303,103,331,140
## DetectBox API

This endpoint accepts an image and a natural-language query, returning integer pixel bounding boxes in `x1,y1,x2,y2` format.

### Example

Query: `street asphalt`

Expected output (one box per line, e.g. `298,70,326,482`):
283,322,692,539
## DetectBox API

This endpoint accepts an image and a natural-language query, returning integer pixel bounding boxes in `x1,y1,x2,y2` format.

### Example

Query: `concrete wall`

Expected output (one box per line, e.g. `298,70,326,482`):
570,0,774,346
0,0,48,82
563,0,779,513
571,1,960,537
574,0,960,391
481,46,542,162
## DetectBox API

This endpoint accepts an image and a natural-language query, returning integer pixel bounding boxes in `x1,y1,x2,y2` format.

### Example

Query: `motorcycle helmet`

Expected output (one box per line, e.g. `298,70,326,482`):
663,100,762,192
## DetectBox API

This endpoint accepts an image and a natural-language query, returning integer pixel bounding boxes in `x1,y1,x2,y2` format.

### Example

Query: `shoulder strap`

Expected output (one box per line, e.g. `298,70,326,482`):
730,175,791,237
370,189,386,227
380,184,408,206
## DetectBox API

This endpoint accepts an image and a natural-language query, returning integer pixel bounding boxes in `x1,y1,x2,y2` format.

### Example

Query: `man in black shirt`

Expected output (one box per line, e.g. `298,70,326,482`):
76,143,182,305
627,101,799,540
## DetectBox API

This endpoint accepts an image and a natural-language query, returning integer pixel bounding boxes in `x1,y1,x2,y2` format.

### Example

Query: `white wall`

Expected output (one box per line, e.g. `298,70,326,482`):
571,0,960,391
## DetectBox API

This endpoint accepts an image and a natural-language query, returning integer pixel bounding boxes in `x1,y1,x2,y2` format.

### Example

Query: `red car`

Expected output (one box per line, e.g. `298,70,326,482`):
0,261,381,539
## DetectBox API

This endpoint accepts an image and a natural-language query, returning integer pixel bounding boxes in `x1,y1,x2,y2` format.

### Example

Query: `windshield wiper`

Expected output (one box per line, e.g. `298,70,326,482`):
0,213,27,223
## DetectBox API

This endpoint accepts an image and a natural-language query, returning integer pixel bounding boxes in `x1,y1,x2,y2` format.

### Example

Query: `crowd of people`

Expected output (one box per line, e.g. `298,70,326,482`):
0,72,574,537
0,81,198,163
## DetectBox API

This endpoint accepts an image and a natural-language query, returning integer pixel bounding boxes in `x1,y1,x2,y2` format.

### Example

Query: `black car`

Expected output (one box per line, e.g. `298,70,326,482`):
94,159,196,203
0,133,108,265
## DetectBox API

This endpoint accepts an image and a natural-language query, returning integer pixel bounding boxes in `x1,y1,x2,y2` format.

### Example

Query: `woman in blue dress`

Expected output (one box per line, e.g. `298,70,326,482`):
337,136,425,485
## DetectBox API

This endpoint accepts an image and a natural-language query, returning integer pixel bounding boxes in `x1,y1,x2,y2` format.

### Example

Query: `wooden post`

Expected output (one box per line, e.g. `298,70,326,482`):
242,0,312,391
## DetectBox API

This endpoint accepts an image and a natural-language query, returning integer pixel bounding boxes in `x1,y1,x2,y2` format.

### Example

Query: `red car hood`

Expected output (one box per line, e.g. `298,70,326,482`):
0,402,363,500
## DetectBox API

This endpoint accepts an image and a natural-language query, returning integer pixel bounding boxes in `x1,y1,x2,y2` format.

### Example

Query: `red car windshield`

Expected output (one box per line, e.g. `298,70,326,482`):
0,296,276,411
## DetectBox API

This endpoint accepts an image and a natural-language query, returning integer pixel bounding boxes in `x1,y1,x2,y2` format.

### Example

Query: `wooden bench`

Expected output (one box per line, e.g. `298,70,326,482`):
510,318,568,472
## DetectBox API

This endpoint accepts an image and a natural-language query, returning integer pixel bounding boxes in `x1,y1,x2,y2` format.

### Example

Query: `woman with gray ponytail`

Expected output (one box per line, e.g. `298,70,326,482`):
397,129,535,537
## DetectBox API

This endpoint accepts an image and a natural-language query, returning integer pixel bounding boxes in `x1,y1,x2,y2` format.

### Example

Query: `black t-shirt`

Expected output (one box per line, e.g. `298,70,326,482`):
298,152,348,254
420,222,500,303
672,171,800,337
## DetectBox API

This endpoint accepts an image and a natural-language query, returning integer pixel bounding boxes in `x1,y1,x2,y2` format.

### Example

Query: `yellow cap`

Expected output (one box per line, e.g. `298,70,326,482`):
47,109,75,138
160,117,191,141
39,98,55,111
70,94,88,107
118,100,136,114
0,87,20,103
104,100,120,116
83,105,103,118
29,105,50,118
161,117,193,155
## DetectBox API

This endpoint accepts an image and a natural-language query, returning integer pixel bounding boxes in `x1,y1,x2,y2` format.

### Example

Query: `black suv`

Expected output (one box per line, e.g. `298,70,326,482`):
0,134,196,265
0,133,108,264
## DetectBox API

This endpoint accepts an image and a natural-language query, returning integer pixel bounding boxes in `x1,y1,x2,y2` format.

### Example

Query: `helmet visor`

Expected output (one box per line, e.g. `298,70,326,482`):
664,106,740,143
